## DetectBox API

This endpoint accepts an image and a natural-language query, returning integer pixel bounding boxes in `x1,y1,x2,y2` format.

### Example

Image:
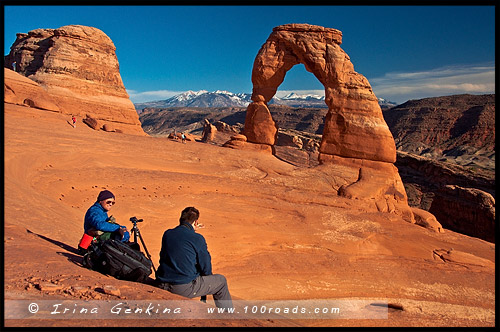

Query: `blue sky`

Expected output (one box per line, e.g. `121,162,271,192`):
3,5,495,104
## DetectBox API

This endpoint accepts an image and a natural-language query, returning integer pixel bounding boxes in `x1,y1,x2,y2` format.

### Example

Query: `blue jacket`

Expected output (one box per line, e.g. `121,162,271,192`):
156,222,212,285
84,200,123,231
84,202,130,242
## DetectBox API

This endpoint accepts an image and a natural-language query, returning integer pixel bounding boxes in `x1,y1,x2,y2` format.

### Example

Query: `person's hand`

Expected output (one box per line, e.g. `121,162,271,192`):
119,226,127,238
108,215,118,224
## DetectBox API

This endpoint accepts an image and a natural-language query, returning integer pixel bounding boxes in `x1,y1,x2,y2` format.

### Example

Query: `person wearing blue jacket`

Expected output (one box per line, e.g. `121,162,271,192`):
84,190,130,242
156,207,232,309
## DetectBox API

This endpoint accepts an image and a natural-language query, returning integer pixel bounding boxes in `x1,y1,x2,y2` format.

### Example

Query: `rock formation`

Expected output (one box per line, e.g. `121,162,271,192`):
201,119,217,142
214,121,243,134
4,68,60,112
429,185,495,243
4,25,144,135
224,23,412,222
82,115,101,130
383,94,495,170
411,207,444,233
229,23,396,163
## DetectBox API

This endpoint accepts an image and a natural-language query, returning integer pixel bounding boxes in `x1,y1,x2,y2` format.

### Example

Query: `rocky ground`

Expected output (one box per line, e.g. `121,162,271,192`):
4,103,495,327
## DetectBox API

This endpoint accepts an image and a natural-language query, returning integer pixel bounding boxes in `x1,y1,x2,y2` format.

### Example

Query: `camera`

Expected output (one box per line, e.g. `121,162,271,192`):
130,216,143,224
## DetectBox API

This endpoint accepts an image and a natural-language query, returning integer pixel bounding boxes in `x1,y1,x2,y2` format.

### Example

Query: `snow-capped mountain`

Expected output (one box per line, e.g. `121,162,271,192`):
134,90,396,111
134,90,252,110
377,97,398,110
280,92,325,101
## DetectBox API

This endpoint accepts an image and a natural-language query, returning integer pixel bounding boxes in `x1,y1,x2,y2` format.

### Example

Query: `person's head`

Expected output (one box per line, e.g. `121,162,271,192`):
180,207,200,226
97,190,115,211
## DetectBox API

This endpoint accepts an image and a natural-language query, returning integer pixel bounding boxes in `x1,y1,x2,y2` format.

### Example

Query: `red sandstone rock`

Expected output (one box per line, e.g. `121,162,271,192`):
429,185,495,243
411,207,443,233
4,68,60,112
332,155,413,222
230,134,247,142
4,25,144,135
222,139,273,154
276,131,304,149
433,248,494,268
242,102,277,146
83,115,101,130
383,94,495,162
224,24,411,222
241,23,395,163
201,119,217,142
102,123,116,132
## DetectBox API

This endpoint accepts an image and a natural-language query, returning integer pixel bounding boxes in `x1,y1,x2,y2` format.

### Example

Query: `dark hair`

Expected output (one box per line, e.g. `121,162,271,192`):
180,207,199,224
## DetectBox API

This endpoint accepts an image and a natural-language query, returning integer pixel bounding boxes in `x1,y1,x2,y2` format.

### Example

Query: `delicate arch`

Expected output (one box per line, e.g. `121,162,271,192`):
243,24,396,163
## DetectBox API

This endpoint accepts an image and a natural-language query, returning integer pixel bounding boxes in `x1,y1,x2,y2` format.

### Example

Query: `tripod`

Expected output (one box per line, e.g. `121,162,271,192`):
130,217,157,274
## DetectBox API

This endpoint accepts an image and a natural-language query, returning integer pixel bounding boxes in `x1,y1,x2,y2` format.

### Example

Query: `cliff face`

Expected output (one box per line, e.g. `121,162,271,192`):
4,25,144,135
383,94,495,170
395,151,495,243
381,94,495,243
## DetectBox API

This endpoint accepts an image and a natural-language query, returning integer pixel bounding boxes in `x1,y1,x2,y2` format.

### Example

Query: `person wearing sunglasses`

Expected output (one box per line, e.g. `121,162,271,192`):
83,190,130,244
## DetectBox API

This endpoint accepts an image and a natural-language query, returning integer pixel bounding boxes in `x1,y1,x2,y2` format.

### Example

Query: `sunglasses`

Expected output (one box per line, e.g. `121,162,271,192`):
105,200,115,205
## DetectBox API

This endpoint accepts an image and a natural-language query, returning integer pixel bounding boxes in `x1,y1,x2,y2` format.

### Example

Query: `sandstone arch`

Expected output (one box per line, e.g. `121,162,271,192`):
241,23,396,164
225,24,415,223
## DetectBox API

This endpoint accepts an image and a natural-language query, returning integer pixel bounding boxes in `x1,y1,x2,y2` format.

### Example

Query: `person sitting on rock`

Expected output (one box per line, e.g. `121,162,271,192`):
155,207,232,309
83,190,130,243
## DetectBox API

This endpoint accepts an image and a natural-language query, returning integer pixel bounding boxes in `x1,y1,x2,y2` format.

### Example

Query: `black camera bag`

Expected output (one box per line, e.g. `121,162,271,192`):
83,239,152,283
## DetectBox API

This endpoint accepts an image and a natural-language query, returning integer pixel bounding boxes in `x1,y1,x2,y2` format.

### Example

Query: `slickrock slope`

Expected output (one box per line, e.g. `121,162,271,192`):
138,98,495,243
4,68,60,112
4,25,144,135
4,102,495,327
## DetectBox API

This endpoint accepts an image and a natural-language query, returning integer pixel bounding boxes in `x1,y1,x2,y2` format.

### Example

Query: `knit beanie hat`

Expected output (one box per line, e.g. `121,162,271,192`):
97,190,115,202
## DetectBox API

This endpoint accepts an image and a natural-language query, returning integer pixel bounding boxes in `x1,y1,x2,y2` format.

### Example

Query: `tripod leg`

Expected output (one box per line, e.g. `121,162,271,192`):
132,226,138,243
137,230,157,273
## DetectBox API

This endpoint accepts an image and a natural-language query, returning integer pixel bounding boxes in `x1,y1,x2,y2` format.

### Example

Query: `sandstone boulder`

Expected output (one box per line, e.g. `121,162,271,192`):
4,25,144,135
102,123,115,132
411,207,444,233
230,134,248,142
242,102,277,146
83,115,101,130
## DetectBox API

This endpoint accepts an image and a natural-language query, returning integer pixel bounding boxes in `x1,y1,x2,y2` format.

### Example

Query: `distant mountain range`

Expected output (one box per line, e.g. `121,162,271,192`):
134,90,397,111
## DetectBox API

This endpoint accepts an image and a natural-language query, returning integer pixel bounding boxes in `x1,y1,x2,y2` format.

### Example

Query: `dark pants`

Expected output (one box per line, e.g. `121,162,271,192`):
157,274,233,308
